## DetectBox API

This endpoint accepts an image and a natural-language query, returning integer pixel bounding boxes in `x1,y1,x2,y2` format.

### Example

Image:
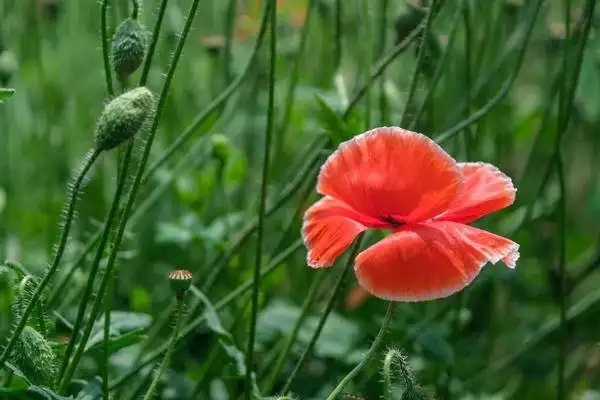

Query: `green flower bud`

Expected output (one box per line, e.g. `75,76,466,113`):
94,87,154,151
401,385,434,400
11,326,57,386
112,18,147,81
0,50,18,86
210,134,232,165
168,269,193,297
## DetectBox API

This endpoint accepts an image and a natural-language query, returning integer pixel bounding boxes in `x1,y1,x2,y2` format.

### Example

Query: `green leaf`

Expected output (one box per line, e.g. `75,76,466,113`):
314,93,351,145
0,88,15,103
74,376,102,400
86,311,151,352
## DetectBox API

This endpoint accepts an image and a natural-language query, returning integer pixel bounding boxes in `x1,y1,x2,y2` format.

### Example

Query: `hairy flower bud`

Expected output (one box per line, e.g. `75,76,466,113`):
401,385,434,400
168,269,193,297
112,18,147,81
11,326,57,386
94,87,154,151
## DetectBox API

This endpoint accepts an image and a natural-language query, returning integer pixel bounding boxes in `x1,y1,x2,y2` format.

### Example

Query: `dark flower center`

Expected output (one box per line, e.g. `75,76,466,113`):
379,215,405,227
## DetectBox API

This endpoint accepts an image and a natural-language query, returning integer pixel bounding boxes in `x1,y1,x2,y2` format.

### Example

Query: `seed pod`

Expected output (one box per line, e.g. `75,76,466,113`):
168,269,193,297
112,18,147,81
11,326,57,386
94,87,154,151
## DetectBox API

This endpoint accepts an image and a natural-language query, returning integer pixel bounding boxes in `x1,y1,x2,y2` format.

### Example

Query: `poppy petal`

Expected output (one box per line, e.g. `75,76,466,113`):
302,196,368,268
317,127,463,224
354,221,519,301
437,162,516,224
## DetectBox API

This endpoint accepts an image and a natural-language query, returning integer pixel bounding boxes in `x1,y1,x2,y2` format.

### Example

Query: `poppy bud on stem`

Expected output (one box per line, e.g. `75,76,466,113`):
382,348,433,400
94,86,154,151
143,270,192,400
111,17,147,83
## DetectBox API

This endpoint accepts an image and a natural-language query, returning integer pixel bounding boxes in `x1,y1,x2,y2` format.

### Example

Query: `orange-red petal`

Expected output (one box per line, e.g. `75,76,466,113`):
317,127,463,224
354,221,519,301
436,162,516,224
302,196,368,268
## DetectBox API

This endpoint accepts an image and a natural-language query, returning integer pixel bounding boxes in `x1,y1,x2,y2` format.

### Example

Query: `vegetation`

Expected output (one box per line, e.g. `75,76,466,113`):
0,0,599,398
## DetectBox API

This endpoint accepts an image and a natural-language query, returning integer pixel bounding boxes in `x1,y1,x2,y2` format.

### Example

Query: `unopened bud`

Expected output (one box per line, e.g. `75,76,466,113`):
401,385,434,400
168,269,193,297
94,87,154,151
112,18,147,81
12,326,57,386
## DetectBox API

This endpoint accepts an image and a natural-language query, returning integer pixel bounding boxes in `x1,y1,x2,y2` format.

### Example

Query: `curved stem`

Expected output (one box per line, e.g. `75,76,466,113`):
263,271,325,393
223,0,237,85
245,1,276,398
57,142,133,390
101,0,114,97
281,234,365,395
0,149,100,368
326,301,397,400
139,0,169,85
399,0,439,125
334,0,341,69
109,239,303,391
131,0,139,19
142,297,185,400
60,0,202,388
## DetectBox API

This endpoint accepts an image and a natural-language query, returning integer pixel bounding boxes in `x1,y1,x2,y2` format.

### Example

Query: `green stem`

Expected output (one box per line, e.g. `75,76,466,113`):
57,143,133,390
60,0,202,388
377,0,389,124
433,0,544,145
325,301,397,400
281,235,365,395
139,0,168,85
334,0,341,69
102,257,117,399
263,271,326,393
141,0,271,181
245,1,276,398
409,2,462,130
109,240,303,391
131,0,139,19
142,297,185,400
223,0,237,85
399,0,439,125
0,149,100,369
101,0,114,97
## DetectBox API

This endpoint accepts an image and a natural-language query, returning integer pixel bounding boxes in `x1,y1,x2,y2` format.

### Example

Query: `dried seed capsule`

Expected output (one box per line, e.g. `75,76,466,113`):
168,269,193,297
94,87,154,151
112,18,147,81
11,326,57,386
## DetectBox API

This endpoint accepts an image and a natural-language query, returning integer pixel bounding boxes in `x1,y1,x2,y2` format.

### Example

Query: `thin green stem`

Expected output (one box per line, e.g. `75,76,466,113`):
434,0,544,144
139,0,169,85
142,297,185,400
263,271,326,393
377,0,389,124
334,0,342,69
409,2,462,130
131,0,139,19
223,0,237,85
0,149,100,369
101,0,114,97
399,0,439,125
326,302,397,400
57,143,133,390
142,0,271,181
281,235,365,395
109,239,303,391
245,1,276,398
102,254,117,399
60,0,203,388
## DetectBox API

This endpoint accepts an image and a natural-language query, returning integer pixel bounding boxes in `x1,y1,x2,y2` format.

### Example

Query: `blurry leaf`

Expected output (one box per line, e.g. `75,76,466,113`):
411,326,454,366
209,379,229,400
191,286,246,376
314,94,351,145
156,222,194,245
0,188,6,214
0,88,15,103
86,311,152,352
575,35,600,124
25,385,73,400
74,376,102,400
84,327,146,355
130,286,152,312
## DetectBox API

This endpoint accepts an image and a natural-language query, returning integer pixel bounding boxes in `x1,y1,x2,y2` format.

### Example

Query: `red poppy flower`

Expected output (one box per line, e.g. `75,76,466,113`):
302,127,519,302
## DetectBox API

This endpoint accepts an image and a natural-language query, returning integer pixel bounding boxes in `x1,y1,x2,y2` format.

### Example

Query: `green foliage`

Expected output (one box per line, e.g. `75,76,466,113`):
1,0,600,399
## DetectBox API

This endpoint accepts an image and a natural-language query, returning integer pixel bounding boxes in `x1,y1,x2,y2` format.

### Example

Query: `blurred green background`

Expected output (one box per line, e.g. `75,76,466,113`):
1,0,600,399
